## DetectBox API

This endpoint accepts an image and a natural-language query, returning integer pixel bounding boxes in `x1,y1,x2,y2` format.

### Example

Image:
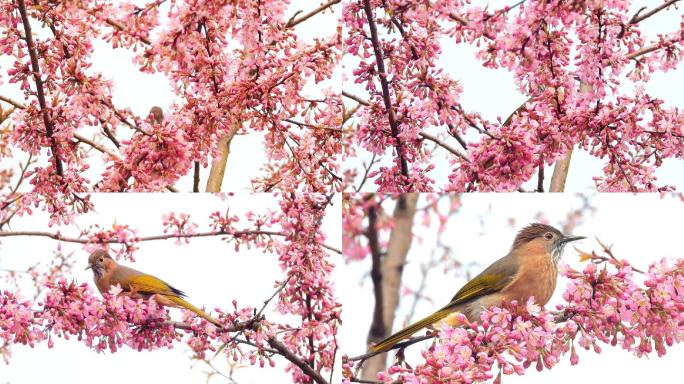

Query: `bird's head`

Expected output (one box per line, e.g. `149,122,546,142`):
85,249,113,277
512,223,585,263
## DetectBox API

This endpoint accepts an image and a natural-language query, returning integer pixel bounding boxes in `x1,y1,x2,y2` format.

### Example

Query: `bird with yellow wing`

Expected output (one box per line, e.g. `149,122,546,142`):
86,249,221,327
371,223,584,353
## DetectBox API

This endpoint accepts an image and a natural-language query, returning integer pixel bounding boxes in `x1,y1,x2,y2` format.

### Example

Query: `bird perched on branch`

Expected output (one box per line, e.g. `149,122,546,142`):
148,106,164,124
86,249,221,327
371,223,585,353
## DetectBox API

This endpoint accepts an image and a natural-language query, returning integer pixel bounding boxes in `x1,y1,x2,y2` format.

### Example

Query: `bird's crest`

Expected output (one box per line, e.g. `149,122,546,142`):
511,223,562,249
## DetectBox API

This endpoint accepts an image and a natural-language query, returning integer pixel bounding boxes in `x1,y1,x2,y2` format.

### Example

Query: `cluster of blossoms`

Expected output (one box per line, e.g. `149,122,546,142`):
161,212,199,244
344,0,684,192
0,280,178,358
273,193,341,382
0,279,280,365
343,257,684,383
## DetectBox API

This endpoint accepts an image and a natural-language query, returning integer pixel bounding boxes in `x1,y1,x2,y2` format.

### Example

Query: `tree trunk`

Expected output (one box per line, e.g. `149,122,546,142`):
362,193,418,380
549,148,573,192
205,124,240,192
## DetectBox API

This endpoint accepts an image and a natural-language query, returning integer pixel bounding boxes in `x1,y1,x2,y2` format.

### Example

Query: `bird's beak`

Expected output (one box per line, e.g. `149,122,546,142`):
85,265,92,270
560,235,586,244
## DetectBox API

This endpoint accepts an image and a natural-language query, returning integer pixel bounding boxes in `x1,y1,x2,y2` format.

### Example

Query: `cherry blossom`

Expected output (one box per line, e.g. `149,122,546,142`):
0,0,341,224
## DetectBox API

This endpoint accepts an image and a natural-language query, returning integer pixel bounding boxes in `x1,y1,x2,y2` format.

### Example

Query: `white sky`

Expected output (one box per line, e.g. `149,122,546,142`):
336,193,684,383
342,1,684,191
0,193,342,384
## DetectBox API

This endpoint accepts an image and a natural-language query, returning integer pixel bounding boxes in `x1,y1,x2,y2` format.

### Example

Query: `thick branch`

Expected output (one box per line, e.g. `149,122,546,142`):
536,156,545,192
268,338,329,384
17,0,64,177
205,125,240,192
549,149,573,192
366,204,385,346
361,194,418,380
193,161,200,192
361,0,410,180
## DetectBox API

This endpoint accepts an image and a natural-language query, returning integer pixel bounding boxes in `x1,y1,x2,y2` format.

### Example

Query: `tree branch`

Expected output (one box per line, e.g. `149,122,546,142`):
205,124,240,192
549,149,573,192
73,133,120,160
366,203,385,347
627,0,680,25
0,230,342,255
268,338,329,384
286,0,341,28
193,161,200,192
0,95,25,109
361,0,410,180
536,156,545,192
17,0,64,177
419,131,469,162
164,318,257,333
361,194,418,380
342,91,370,106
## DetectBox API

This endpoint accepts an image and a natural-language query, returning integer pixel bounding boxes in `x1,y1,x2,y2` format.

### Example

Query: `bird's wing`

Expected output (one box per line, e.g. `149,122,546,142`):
117,268,186,297
444,254,519,309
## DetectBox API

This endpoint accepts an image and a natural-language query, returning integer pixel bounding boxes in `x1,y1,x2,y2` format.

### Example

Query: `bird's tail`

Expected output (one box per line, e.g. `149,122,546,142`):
167,295,222,327
370,308,452,353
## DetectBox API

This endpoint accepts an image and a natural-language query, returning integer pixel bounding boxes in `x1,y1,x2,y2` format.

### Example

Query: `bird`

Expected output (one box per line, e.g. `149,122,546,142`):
148,106,164,124
85,249,221,327
370,223,585,353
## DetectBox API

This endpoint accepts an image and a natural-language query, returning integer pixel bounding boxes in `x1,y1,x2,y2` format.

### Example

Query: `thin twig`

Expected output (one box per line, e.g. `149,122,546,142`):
355,153,377,193
342,91,370,106
628,0,680,25
213,277,292,358
349,334,435,362
419,132,469,162
286,0,341,28
164,319,256,333
73,134,120,159
283,118,343,132
0,230,341,254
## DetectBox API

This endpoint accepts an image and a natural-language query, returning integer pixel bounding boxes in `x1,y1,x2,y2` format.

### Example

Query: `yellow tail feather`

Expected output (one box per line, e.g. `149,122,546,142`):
167,296,221,327
371,309,451,353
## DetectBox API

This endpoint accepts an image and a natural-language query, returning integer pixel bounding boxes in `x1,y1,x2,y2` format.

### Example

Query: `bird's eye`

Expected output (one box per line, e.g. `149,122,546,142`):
99,257,104,262
544,232,554,240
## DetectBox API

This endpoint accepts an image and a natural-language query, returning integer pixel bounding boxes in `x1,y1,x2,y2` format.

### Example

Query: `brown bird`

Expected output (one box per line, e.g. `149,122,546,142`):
148,106,164,124
86,250,221,327
371,223,585,353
